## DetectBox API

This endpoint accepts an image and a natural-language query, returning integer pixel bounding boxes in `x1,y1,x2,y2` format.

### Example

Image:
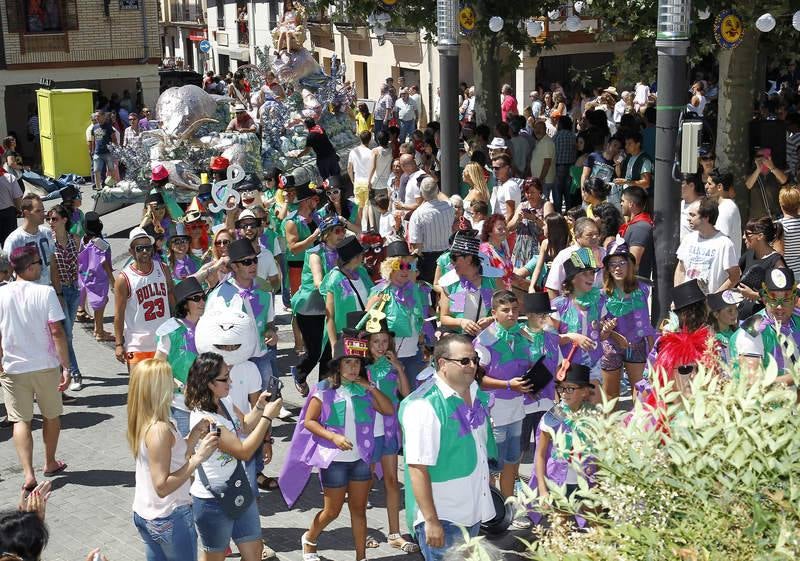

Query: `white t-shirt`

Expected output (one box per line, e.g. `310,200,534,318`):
228,361,262,414
680,200,693,241
404,170,425,207
349,145,374,184
715,198,742,261
189,397,243,499
256,245,279,282
402,376,494,528
3,226,55,285
530,137,556,184
676,230,738,292
314,388,361,462
0,280,65,373
490,178,521,216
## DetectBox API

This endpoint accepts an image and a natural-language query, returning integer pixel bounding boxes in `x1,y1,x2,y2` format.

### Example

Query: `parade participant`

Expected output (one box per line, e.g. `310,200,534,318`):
364,239,434,388
59,185,85,239
291,215,348,396
473,291,535,508
600,238,656,401
185,211,210,268
439,230,498,336
732,266,800,385
358,312,418,553
184,353,282,561
114,228,175,367
208,156,230,189
519,293,560,459
322,237,373,347
206,239,276,393
127,359,219,561
226,104,257,134
140,192,175,242
707,290,743,362
154,277,205,436
669,279,708,332
284,182,321,296
149,164,185,222
235,209,280,290
398,334,496,560
317,175,362,236
278,334,393,561
76,212,114,341
0,246,71,493
202,226,233,290
165,223,197,281
531,364,594,509
552,247,616,389
544,216,604,299
290,118,342,180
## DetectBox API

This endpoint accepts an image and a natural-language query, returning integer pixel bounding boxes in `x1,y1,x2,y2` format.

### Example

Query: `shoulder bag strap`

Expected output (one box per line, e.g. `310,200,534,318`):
196,401,238,494
344,275,366,310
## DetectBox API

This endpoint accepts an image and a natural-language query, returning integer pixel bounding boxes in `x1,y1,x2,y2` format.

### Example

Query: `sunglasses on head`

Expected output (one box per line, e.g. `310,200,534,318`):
235,257,258,266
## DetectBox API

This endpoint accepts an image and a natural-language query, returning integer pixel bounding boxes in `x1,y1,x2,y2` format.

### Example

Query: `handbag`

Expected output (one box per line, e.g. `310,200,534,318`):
195,402,254,519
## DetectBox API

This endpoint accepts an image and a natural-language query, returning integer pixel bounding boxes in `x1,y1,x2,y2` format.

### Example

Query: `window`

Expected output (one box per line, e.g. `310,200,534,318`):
6,0,78,34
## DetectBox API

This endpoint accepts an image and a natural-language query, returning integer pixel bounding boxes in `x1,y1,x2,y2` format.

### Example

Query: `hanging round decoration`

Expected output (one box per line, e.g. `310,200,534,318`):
459,4,477,35
381,0,398,8
714,9,744,49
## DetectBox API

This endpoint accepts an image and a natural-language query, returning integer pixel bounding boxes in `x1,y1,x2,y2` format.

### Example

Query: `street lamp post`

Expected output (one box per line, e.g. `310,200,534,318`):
653,0,690,323
437,0,459,196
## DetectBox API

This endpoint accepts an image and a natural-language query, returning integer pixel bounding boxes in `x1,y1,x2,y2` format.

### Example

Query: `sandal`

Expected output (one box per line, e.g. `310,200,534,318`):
95,331,115,342
365,535,380,549
43,460,67,477
301,532,320,561
388,533,420,553
256,474,280,491
75,310,92,323
261,545,277,559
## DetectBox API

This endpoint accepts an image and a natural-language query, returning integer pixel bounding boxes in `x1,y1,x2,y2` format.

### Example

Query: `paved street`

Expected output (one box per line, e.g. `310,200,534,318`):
0,196,533,561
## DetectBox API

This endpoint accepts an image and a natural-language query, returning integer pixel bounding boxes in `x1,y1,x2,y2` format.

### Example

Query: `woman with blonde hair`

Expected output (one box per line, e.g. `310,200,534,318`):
201,226,233,289
127,359,219,561
462,161,490,222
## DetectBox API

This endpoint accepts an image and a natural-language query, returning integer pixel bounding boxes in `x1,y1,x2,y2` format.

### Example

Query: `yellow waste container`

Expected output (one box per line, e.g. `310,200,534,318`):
37,88,95,179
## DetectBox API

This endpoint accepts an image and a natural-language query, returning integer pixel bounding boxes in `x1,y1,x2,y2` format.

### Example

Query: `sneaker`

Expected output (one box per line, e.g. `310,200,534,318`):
69,374,83,392
278,406,292,419
511,514,531,529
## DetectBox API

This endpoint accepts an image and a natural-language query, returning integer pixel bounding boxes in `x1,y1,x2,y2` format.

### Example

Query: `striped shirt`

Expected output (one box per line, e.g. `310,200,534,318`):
787,131,800,176
779,215,800,280
408,199,455,252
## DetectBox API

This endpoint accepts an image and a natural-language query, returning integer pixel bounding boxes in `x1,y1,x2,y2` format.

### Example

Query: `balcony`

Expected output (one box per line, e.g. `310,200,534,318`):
169,1,206,24
237,22,249,46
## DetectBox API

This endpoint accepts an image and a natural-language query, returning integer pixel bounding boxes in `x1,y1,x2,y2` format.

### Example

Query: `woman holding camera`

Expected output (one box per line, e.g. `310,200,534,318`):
127,359,220,561
184,353,283,561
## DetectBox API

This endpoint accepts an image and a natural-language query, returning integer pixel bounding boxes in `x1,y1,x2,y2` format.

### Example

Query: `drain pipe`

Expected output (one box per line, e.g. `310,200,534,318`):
140,0,150,63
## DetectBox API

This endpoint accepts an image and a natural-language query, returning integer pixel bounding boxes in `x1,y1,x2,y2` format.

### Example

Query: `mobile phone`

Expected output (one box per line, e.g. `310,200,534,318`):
266,377,283,402
209,422,220,436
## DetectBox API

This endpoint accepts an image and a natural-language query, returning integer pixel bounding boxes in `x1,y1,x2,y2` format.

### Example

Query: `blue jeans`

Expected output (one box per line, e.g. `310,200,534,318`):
399,119,415,143
399,352,427,390
415,520,480,561
61,284,81,376
133,504,198,561
250,353,274,391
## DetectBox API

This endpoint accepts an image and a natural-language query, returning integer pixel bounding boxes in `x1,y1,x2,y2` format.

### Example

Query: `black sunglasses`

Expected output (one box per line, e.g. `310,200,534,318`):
214,239,231,246
185,294,205,303
234,257,258,266
677,364,696,376
134,244,154,253
442,356,479,366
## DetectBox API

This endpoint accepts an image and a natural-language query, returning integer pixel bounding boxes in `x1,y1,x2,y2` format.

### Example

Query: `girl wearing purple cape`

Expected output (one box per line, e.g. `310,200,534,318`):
279,336,394,561
77,212,115,341
530,363,594,525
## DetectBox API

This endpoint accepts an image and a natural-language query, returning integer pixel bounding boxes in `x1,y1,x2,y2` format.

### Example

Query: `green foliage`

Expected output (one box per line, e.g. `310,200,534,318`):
512,367,800,561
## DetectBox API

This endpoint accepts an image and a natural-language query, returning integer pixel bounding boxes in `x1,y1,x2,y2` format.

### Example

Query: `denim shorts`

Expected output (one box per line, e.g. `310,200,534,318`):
191,495,261,552
93,153,114,174
133,504,197,561
371,435,400,463
320,459,372,488
489,419,523,471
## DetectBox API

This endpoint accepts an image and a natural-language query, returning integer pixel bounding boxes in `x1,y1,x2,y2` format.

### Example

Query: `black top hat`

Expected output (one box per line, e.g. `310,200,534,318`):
560,363,592,387
228,238,257,262
280,174,297,189
707,289,744,312
523,292,555,314
602,237,634,265
145,191,165,205
294,182,316,201
763,267,796,292
386,239,411,258
672,279,706,310
174,276,204,304
84,212,103,236
563,248,599,281
198,183,212,196
325,175,343,189
60,185,80,201
450,229,480,257
337,237,364,263
235,173,261,192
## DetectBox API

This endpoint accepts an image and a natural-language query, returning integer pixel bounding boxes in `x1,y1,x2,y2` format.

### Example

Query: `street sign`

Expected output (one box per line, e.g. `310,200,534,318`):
199,40,211,53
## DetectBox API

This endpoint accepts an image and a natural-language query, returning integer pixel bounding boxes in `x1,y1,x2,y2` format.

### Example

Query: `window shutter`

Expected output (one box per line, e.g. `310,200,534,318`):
62,0,79,30
5,0,23,33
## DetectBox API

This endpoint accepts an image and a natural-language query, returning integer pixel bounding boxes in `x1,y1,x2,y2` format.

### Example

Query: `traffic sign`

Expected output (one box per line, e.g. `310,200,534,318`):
199,40,211,53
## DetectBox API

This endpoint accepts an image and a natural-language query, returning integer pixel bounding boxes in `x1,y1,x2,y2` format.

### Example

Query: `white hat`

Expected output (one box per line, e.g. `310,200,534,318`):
603,86,618,97
128,226,155,246
488,137,507,150
232,103,247,112
238,209,257,222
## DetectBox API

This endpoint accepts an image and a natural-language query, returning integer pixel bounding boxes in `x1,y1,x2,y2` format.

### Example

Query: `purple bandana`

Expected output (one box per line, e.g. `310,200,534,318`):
449,398,488,437
393,281,415,307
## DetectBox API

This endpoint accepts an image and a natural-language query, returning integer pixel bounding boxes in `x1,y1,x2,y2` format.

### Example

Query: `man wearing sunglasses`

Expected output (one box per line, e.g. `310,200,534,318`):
114,227,175,367
733,266,800,385
399,334,496,561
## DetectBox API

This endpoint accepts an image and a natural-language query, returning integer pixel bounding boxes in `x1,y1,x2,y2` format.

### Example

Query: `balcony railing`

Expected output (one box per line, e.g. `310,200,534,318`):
169,2,206,23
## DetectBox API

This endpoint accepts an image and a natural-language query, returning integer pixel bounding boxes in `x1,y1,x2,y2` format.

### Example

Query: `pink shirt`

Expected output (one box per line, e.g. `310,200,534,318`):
501,95,518,122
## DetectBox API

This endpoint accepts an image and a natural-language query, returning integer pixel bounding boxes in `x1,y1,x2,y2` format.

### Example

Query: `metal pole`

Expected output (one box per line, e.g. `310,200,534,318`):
437,0,459,196
652,0,690,324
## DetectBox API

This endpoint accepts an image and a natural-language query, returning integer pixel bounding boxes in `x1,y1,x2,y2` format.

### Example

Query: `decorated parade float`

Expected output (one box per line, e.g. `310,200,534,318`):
94,0,358,212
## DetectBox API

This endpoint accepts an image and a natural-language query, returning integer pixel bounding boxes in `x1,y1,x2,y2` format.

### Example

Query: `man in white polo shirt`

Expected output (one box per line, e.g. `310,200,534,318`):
0,246,71,491
399,334,495,561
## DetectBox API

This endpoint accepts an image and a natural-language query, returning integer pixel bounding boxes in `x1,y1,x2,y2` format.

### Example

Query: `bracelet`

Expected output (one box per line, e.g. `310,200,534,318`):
506,380,511,390
115,343,124,347
261,415,272,421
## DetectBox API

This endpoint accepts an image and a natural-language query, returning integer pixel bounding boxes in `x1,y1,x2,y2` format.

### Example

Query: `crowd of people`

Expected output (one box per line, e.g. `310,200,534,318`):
1,68,800,561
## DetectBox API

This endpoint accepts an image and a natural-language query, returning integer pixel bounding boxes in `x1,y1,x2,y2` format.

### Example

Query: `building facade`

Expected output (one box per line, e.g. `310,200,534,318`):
160,0,208,73
206,0,279,76
0,0,161,164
